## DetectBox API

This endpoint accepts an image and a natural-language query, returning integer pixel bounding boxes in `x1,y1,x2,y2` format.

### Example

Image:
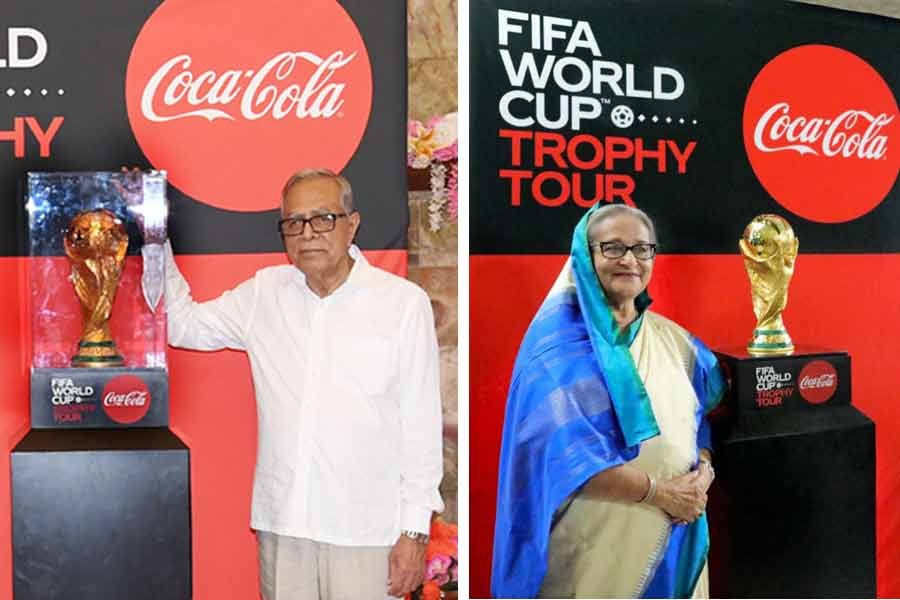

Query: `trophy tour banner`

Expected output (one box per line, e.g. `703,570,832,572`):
0,2,406,599
471,1,900,254
470,0,900,597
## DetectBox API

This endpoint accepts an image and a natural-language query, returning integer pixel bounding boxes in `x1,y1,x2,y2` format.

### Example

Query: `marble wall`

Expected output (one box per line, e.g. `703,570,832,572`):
407,0,459,523
408,0,458,122
408,193,457,523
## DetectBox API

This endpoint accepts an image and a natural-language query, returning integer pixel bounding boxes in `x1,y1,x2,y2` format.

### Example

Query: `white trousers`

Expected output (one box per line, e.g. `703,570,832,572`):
257,531,396,600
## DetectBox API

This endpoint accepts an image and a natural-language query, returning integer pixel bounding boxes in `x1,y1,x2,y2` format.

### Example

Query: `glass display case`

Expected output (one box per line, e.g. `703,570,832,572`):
27,171,168,370
25,171,170,428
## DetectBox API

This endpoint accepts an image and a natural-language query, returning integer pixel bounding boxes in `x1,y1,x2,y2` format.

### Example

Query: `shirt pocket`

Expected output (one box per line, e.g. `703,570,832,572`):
341,336,395,396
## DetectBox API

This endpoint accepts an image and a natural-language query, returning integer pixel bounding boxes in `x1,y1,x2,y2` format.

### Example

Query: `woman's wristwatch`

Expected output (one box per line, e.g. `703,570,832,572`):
401,530,430,545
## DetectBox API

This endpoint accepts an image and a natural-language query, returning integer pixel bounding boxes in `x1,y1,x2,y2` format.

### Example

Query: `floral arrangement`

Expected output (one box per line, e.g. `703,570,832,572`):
407,518,458,600
407,112,458,231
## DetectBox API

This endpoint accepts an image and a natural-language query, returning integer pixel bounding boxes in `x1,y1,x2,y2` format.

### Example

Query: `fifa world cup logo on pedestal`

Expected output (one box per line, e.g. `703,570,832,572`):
64,209,129,367
739,214,799,356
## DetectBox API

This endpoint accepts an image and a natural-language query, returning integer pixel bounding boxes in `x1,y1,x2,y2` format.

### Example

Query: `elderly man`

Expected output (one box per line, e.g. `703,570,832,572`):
164,168,444,600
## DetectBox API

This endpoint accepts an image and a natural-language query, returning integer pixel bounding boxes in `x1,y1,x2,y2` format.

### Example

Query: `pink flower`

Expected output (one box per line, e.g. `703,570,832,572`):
425,553,452,581
408,120,426,137
429,113,457,151
432,141,458,162
447,162,458,221
450,563,458,582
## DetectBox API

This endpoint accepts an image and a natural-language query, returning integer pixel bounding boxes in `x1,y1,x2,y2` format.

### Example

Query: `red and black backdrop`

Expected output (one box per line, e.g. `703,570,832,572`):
470,0,900,596
0,1,405,598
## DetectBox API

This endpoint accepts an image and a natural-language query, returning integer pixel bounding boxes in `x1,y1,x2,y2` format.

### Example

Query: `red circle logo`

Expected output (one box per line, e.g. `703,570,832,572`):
797,360,838,405
743,45,900,223
102,375,152,424
125,0,373,212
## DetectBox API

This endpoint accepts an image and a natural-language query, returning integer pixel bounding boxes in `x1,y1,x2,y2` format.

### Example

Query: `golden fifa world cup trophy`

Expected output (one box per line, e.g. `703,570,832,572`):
64,209,129,367
739,214,799,356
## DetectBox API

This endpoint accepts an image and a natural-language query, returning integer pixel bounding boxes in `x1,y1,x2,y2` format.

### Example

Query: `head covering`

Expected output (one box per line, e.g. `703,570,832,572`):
570,205,659,447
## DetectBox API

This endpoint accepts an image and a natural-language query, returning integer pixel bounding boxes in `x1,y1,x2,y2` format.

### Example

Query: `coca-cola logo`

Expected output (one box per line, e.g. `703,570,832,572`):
754,104,891,159
743,45,900,223
140,51,357,123
104,391,149,407
797,360,838,405
800,373,836,390
125,0,372,212
101,375,152,424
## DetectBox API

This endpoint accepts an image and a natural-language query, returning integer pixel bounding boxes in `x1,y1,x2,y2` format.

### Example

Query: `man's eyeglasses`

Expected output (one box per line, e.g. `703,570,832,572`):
278,212,353,236
589,241,657,261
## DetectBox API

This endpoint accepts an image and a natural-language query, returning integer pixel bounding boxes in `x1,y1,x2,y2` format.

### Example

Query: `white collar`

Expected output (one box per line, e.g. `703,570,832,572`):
296,244,369,298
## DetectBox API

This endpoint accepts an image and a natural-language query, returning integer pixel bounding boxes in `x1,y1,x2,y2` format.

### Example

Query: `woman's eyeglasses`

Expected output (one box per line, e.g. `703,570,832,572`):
589,241,657,260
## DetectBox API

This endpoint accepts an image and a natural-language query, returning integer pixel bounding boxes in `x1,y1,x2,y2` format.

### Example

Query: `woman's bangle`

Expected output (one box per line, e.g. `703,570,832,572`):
638,473,657,504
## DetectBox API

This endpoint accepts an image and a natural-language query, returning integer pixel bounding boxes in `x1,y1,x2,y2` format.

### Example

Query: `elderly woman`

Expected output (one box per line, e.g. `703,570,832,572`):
492,204,724,599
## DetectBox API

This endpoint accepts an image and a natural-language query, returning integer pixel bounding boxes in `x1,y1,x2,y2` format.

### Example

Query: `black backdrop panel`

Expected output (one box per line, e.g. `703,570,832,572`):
0,0,406,255
470,0,900,254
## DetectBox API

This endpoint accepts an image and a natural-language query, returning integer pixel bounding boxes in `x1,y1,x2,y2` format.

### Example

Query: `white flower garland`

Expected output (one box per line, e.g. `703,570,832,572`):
428,162,448,232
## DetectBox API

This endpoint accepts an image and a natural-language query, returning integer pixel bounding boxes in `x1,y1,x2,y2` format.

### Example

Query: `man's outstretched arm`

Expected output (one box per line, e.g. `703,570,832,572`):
165,240,256,352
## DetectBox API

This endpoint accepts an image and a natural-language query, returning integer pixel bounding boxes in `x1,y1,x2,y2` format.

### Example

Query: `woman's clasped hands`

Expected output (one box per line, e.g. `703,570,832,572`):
652,465,714,525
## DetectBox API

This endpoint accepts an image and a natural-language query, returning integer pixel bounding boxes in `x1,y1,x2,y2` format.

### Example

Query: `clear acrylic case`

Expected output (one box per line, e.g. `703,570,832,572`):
27,171,168,370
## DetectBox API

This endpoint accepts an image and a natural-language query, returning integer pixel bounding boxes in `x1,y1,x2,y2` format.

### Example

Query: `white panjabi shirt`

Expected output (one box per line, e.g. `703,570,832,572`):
165,243,444,545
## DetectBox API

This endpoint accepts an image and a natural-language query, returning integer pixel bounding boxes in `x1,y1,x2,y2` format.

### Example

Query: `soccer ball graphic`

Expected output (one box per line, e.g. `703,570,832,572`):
610,105,634,129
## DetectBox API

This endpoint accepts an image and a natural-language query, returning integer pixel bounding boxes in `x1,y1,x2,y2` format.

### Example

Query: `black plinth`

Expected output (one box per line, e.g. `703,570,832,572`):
710,349,875,598
11,428,192,600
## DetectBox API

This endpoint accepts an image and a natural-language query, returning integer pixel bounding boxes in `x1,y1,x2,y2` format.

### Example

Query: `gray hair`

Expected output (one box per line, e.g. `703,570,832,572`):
586,204,657,244
280,168,354,213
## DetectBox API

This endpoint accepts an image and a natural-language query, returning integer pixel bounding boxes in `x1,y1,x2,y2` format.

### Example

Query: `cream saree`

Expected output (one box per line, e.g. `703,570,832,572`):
540,311,710,598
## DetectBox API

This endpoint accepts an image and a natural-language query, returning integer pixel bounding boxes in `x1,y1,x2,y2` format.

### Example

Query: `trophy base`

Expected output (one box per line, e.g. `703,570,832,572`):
71,340,125,368
746,328,794,356
31,368,169,429
714,347,851,417
71,358,125,368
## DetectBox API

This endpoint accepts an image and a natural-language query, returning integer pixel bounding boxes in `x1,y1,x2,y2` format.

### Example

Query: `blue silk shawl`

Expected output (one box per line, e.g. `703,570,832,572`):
491,206,725,598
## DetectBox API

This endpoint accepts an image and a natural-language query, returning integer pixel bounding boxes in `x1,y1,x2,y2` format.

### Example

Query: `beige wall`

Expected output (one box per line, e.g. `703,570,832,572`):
408,0,458,122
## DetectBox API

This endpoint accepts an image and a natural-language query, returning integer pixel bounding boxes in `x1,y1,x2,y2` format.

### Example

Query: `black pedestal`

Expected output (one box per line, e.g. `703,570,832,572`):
710,349,876,598
11,429,192,600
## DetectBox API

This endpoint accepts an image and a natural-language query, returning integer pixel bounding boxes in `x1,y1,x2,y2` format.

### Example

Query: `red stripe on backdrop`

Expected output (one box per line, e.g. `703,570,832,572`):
470,253,900,599
0,249,405,599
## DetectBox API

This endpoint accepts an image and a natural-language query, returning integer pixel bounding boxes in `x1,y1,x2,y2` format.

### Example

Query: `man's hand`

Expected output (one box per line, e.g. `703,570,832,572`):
387,535,426,597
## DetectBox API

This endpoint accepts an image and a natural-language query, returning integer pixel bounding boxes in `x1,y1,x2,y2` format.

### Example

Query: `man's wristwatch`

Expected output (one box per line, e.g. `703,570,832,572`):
401,530,430,545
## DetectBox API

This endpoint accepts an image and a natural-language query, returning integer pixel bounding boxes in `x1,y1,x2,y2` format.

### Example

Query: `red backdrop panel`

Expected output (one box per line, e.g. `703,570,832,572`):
0,250,404,599
471,253,900,598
